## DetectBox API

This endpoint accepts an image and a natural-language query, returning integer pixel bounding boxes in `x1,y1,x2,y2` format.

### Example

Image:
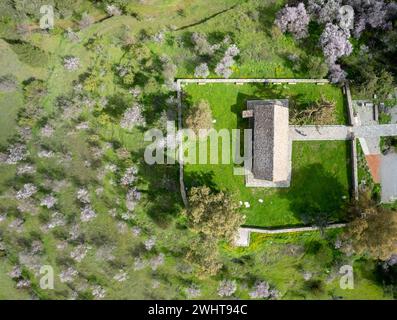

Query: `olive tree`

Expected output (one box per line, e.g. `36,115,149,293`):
342,194,397,260
187,186,244,243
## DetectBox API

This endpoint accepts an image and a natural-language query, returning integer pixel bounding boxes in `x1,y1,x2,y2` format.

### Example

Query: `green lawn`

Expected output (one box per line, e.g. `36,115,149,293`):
183,83,351,227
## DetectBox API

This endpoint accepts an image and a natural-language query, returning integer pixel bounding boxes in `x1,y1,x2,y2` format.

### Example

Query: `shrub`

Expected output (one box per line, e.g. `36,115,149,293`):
305,56,329,79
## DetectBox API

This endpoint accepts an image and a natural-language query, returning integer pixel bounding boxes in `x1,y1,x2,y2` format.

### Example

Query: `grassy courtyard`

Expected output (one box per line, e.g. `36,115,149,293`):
183,83,351,227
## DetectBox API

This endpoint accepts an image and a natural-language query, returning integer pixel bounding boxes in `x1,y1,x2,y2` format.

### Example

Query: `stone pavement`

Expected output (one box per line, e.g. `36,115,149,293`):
290,124,397,141
380,153,397,203
354,124,397,138
289,125,352,140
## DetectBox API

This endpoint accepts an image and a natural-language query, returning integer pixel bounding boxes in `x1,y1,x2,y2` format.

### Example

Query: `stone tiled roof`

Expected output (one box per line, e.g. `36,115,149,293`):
247,99,289,182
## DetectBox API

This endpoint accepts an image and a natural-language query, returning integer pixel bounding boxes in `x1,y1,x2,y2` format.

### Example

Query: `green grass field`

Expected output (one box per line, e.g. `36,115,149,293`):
223,231,391,300
0,0,390,300
0,91,24,148
183,83,351,227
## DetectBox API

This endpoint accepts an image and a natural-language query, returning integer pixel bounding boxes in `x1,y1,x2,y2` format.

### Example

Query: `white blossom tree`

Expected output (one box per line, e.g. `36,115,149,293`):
320,23,352,64
184,285,201,298
120,167,138,186
249,281,270,299
70,244,91,262
63,56,80,71
106,5,122,16
45,212,66,230
149,253,165,271
194,63,210,78
59,267,78,283
16,164,36,176
328,63,347,83
16,183,37,200
113,270,128,282
214,44,240,78
80,205,97,222
275,3,310,39
92,285,106,299
120,104,146,129
191,33,214,56
6,144,28,164
307,0,341,24
40,195,57,209
126,188,141,211
144,236,156,250
77,188,90,204
134,257,146,270
217,280,237,297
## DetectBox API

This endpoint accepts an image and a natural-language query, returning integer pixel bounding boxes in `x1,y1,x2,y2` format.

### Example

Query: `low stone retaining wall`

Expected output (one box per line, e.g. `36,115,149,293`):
242,223,346,234
345,82,358,126
235,223,346,246
351,138,359,200
176,82,188,207
177,78,330,85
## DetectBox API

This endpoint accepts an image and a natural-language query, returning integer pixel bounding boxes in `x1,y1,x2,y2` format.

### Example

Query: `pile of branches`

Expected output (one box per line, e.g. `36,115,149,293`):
290,95,336,125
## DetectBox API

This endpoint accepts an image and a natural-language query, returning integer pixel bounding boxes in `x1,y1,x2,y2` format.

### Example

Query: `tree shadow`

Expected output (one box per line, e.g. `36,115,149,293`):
282,163,347,225
102,94,130,118
374,261,397,298
230,85,308,135
131,148,182,228
257,2,283,36
180,31,229,73
303,21,324,55
184,170,217,191
141,91,176,126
